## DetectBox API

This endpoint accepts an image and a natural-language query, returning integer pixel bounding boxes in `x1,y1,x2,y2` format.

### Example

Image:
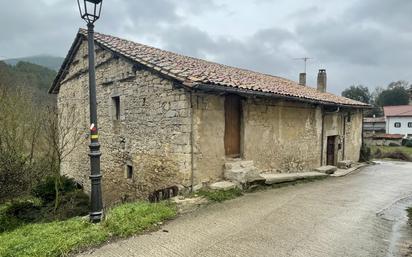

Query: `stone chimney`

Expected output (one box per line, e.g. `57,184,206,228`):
317,69,327,92
299,73,306,86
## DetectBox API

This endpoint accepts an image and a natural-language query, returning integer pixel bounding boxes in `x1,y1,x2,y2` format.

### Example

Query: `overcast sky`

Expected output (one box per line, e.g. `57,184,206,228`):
0,0,411,94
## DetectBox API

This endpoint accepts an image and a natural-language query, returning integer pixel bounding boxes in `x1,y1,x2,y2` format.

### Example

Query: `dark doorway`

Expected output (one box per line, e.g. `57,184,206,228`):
326,136,336,166
224,94,241,157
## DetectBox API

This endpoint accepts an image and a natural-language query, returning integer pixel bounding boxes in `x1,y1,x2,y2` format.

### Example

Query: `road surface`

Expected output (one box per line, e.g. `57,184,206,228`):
78,161,412,257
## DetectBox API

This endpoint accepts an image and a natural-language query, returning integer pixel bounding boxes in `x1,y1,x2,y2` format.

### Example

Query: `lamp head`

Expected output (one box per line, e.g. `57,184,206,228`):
77,0,103,24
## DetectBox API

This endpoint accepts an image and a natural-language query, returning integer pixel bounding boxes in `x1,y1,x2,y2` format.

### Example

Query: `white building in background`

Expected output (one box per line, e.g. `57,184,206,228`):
384,105,412,136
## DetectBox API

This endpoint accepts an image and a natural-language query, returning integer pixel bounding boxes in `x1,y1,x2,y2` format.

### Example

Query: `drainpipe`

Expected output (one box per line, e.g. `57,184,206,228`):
320,110,325,166
189,91,195,192
321,107,340,166
342,113,346,160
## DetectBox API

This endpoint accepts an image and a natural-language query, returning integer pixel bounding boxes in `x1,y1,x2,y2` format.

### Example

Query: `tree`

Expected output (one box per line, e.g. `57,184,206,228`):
42,104,85,210
375,85,410,106
342,85,371,104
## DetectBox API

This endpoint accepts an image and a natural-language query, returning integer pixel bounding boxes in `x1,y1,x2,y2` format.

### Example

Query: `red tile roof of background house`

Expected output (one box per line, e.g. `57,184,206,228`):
384,105,412,117
50,29,369,108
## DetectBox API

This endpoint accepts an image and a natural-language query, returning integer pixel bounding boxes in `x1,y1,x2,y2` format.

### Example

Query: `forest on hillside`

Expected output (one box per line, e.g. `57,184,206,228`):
0,61,63,202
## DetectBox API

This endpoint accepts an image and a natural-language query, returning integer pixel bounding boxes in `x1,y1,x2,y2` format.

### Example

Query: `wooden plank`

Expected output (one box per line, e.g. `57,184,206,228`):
327,136,335,165
224,94,241,157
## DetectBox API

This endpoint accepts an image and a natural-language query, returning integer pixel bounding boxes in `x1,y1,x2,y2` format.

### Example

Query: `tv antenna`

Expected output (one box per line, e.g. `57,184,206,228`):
293,57,312,73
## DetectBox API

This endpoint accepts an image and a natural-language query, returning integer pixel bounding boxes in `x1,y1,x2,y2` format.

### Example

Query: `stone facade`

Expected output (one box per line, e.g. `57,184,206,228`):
57,39,364,205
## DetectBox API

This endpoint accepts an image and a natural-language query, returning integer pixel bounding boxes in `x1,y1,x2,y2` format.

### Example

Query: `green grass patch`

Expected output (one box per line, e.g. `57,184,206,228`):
407,207,412,226
103,201,177,237
371,145,412,156
370,145,412,161
0,201,176,257
198,188,243,202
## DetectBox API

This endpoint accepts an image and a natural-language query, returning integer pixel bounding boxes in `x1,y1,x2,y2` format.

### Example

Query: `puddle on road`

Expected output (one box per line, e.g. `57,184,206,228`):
378,196,412,257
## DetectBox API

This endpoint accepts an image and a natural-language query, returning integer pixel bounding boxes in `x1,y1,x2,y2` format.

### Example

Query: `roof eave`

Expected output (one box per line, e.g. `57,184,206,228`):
48,32,84,94
193,83,371,109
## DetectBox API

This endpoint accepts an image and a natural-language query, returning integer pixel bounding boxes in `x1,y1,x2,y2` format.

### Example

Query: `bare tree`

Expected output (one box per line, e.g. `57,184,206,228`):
42,103,85,210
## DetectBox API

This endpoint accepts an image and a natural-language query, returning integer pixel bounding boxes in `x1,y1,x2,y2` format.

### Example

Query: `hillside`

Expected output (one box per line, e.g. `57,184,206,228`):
0,61,57,101
4,55,64,71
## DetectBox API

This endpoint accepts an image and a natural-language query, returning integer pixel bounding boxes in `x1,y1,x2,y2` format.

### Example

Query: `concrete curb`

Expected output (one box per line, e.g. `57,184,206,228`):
330,163,368,177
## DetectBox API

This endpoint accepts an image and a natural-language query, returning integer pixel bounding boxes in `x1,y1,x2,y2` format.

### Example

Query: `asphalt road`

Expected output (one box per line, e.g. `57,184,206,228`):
78,161,412,257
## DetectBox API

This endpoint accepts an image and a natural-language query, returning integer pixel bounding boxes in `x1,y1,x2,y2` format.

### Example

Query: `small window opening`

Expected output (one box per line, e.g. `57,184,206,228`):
395,122,401,128
408,122,412,128
142,98,146,106
112,96,120,120
347,113,351,123
126,165,133,179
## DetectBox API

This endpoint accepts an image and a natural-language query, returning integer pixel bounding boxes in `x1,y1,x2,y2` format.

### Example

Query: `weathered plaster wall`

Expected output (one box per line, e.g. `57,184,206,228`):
58,40,192,205
343,110,363,162
192,93,226,184
243,99,322,172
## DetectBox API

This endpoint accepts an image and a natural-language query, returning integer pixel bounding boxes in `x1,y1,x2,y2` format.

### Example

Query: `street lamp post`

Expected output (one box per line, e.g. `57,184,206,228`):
77,0,103,223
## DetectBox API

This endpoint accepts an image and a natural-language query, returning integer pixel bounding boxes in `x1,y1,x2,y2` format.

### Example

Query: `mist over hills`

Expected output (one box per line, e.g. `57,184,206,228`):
3,55,64,71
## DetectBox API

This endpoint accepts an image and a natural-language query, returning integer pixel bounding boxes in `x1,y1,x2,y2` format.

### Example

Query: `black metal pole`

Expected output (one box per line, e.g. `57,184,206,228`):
87,23,103,223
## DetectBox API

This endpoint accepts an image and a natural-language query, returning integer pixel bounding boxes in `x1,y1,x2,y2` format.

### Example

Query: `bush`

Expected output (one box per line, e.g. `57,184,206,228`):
0,150,30,202
53,190,89,220
359,145,371,162
0,197,42,232
382,151,411,161
32,176,79,203
405,141,412,148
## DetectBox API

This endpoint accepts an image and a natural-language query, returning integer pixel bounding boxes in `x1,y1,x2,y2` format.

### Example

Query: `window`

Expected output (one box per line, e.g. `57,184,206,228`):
409,122,412,128
126,165,133,179
394,122,401,128
112,96,120,120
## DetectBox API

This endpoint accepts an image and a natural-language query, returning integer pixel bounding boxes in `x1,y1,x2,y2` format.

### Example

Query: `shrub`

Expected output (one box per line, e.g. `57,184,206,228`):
359,145,371,162
405,141,412,148
382,151,411,161
0,197,42,232
0,150,30,202
53,190,89,220
32,176,79,203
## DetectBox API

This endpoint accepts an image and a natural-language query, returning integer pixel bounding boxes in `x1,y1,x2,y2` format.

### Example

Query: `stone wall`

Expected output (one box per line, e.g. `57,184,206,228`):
58,40,192,205
57,39,364,204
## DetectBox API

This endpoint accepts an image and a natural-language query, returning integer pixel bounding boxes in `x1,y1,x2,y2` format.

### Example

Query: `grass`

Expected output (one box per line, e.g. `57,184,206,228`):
408,207,412,223
371,145,412,156
0,201,176,257
370,145,412,161
197,188,243,202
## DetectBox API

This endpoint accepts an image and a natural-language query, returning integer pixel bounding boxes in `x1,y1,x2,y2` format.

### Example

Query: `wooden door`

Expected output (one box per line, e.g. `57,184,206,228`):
326,136,336,166
224,95,241,157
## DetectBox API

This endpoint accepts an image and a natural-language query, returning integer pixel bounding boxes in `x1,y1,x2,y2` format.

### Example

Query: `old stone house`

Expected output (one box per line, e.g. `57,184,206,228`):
50,29,368,204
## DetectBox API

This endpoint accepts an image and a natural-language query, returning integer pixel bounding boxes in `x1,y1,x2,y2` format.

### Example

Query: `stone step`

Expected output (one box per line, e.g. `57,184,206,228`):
224,160,255,170
261,172,328,185
209,181,237,191
314,166,338,174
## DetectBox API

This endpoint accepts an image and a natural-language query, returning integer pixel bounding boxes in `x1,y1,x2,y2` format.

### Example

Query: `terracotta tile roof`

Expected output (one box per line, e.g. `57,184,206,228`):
51,29,369,108
384,105,412,117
